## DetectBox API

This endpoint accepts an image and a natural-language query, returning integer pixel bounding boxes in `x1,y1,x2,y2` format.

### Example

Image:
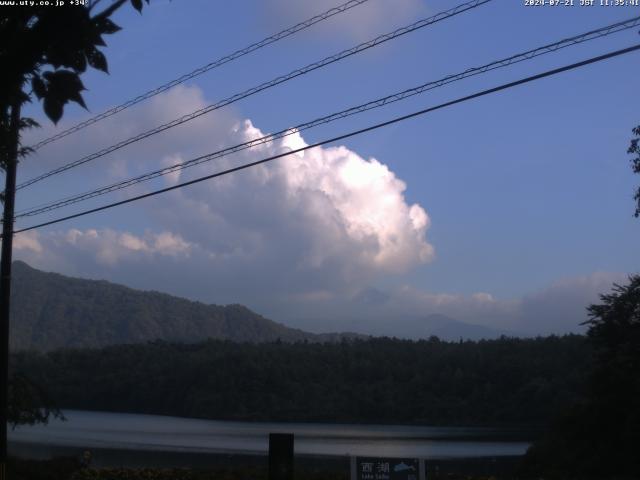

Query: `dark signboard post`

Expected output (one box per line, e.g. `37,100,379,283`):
351,457,425,480
269,433,294,480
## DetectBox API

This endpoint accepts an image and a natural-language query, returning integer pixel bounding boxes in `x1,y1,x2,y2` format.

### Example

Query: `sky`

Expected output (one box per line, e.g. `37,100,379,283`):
11,0,640,337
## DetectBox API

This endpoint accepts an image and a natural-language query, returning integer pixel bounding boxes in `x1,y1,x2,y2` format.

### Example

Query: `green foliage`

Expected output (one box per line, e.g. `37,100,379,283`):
628,126,640,217
524,276,640,479
12,335,590,427
10,458,512,480
69,466,347,480
71,467,263,480
584,275,640,404
7,373,64,429
0,0,150,126
71,468,227,480
7,456,81,480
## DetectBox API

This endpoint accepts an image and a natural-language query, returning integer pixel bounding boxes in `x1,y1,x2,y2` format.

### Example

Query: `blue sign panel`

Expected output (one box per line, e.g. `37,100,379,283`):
352,457,423,480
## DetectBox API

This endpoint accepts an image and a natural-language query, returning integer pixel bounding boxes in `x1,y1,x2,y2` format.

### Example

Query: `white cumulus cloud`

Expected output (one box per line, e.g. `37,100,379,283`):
15,83,435,306
13,230,43,254
47,229,193,267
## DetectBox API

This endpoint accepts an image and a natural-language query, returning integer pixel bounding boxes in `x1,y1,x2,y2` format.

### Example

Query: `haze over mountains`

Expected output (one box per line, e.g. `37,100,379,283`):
290,313,509,342
10,261,505,351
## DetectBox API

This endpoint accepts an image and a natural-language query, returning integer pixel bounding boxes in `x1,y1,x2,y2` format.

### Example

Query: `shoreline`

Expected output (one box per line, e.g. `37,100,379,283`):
9,440,524,476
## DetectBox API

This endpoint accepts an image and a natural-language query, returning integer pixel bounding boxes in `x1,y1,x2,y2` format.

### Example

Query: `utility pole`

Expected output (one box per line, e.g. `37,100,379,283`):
0,99,21,479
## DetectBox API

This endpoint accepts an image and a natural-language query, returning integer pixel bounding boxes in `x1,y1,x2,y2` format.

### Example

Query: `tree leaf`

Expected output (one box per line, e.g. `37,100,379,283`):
86,48,108,73
71,50,87,73
68,90,87,110
31,76,47,99
19,118,40,130
96,18,121,35
92,33,107,47
47,70,86,93
131,0,143,12
42,70,88,115
43,96,64,124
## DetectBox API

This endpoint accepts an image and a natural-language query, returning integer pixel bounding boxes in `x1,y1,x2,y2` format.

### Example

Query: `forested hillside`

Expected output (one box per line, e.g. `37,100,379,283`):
10,261,348,350
12,335,590,426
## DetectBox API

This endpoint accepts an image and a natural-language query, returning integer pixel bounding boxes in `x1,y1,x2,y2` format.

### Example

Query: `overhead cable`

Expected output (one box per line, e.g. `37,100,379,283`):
13,43,640,235
27,0,373,151
15,15,640,219
17,0,493,190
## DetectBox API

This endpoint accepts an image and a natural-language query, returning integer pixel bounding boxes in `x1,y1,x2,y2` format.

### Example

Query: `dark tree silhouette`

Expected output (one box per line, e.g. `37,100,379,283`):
0,0,151,129
0,0,152,471
7,374,64,429
525,276,640,479
628,126,640,217
581,276,640,475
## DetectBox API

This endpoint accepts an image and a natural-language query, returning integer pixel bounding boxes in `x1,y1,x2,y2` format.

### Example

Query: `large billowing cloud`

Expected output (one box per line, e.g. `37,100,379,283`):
13,85,630,338
155,119,434,278
19,85,236,184
15,84,434,309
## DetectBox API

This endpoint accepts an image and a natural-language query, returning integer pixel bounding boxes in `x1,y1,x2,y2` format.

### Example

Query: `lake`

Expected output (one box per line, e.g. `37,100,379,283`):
8,410,531,460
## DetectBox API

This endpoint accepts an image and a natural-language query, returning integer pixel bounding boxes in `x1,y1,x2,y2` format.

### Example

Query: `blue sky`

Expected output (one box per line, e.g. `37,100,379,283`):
13,0,640,336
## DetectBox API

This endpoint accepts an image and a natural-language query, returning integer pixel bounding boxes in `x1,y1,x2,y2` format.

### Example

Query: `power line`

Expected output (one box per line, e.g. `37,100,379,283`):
13,43,640,236
15,15,640,219
16,0,493,191
27,0,372,151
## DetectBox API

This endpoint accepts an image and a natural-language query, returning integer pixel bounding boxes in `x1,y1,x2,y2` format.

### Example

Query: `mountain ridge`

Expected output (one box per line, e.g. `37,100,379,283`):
10,261,361,351
9,261,506,351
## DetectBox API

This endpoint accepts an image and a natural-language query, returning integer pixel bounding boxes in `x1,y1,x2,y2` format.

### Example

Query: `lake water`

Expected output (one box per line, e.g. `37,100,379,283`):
8,410,531,459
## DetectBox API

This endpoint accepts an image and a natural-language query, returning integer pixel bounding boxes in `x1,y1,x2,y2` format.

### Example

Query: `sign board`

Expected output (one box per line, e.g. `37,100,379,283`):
350,457,425,480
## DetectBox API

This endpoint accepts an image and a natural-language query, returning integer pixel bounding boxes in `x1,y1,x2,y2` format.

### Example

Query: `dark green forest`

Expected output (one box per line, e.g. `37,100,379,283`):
11,335,589,427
